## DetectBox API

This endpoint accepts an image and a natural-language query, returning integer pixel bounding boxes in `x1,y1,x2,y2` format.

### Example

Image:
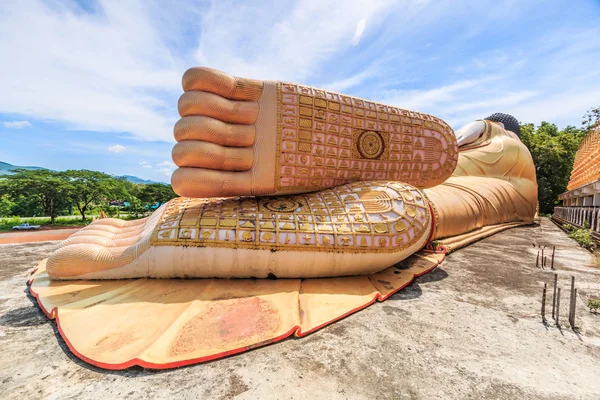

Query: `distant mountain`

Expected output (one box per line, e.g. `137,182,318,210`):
0,161,164,185
0,161,47,174
117,175,160,185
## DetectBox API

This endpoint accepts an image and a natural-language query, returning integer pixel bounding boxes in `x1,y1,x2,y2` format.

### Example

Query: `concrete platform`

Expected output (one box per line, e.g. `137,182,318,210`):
0,218,599,399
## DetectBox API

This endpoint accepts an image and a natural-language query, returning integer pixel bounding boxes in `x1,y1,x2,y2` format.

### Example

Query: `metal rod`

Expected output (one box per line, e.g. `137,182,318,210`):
551,246,555,269
556,287,561,326
544,256,547,269
541,283,547,320
536,251,540,268
552,273,558,319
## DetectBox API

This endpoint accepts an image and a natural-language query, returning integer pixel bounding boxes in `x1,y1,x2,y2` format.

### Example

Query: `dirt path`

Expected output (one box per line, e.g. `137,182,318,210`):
0,228,79,244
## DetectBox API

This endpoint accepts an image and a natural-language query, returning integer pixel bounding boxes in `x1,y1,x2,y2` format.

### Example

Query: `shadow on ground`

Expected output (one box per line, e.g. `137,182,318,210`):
388,267,449,301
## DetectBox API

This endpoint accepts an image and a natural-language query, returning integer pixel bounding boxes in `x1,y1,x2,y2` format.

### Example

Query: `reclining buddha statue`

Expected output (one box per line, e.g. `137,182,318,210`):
45,68,538,280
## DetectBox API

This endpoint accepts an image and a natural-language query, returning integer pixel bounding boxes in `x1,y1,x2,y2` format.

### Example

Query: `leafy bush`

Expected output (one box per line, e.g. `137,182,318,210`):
0,216,21,227
588,299,600,313
583,221,590,229
562,223,573,232
568,227,597,251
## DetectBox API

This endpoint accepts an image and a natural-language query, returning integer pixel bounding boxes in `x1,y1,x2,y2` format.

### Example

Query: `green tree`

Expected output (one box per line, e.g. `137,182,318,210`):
520,122,584,214
137,183,177,208
581,105,600,133
2,169,72,223
0,181,13,217
0,195,14,217
6,194,43,217
64,170,131,222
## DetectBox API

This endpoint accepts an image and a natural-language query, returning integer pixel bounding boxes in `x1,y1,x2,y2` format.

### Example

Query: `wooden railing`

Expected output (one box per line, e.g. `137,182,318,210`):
553,206,600,234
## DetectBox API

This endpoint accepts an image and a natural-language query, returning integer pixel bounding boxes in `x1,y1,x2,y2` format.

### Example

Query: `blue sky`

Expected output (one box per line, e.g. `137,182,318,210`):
1,0,599,183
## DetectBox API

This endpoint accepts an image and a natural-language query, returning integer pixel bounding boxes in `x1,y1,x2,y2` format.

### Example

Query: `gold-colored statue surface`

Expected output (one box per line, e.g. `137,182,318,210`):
274,82,457,193
30,67,539,369
425,120,537,240
151,181,431,253
171,68,457,198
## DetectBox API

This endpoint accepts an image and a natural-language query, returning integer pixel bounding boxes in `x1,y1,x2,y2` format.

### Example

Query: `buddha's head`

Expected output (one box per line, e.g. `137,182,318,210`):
455,112,521,148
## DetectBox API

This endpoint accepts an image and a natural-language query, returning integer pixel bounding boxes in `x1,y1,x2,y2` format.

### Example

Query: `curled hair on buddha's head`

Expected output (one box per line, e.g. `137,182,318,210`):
484,113,521,138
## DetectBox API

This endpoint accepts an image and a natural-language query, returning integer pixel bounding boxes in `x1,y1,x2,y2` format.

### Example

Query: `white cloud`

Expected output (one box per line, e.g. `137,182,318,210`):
139,161,148,165
193,0,396,81
3,120,31,129
322,62,381,93
374,24,600,130
0,0,598,146
0,0,183,142
351,19,366,46
108,144,126,153
155,160,176,176
0,0,399,142
378,76,499,113
504,90,600,127
323,70,371,93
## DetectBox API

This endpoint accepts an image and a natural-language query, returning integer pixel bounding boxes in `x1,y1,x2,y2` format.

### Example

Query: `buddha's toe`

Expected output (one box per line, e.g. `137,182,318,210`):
182,66,263,102
171,67,275,198
46,212,163,279
172,141,254,171
174,67,263,176
174,116,255,147
57,220,147,250
171,167,252,198
79,217,148,231
47,242,137,279
68,223,143,240
178,91,258,125
58,234,139,248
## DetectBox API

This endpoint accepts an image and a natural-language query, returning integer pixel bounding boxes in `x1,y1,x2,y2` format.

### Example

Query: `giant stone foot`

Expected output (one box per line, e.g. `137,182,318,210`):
171,67,458,198
47,181,433,280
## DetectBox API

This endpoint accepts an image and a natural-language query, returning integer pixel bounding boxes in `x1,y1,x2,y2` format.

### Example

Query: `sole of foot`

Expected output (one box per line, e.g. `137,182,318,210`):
171,67,458,198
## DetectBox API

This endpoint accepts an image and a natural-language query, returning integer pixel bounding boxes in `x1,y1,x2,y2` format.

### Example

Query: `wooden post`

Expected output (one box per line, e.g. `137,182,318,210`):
568,276,575,327
571,289,577,329
541,283,547,321
551,246,555,270
556,287,561,326
552,273,558,319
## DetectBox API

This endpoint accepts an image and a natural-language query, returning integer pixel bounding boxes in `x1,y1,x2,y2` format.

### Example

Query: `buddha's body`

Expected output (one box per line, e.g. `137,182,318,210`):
46,68,537,280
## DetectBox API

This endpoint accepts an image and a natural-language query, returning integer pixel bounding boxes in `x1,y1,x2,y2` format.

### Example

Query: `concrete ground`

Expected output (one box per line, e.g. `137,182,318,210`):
0,218,599,399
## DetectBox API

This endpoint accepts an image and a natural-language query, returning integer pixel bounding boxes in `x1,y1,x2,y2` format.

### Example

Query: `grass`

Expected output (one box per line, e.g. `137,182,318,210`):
0,214,144,232
0,216,89,232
